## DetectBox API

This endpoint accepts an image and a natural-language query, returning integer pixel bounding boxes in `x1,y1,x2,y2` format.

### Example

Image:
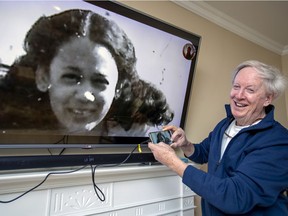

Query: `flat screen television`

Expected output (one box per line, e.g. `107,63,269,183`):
0,0,201,170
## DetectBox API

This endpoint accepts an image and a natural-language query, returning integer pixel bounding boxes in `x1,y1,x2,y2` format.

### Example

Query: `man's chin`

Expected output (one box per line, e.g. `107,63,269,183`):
231,109,246,119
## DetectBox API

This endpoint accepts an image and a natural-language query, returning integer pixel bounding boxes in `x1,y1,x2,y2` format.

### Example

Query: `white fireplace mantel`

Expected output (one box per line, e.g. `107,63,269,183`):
0,164,197,216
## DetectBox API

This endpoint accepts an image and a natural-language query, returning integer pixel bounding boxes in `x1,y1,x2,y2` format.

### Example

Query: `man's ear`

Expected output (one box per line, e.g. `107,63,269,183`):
35,66,50,92
264,94,273,107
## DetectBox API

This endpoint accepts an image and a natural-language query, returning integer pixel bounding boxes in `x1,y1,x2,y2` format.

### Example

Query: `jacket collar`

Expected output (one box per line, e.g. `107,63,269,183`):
224,104,275,127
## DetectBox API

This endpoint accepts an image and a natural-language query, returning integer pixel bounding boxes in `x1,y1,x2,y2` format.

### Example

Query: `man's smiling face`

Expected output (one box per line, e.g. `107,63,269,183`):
230,67,272,126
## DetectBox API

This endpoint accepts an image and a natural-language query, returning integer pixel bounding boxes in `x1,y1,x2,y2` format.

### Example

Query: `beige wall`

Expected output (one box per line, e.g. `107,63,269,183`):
282,54,288,118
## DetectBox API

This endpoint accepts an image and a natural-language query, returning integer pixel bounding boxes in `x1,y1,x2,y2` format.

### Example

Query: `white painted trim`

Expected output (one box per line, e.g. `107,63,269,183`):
0,164,177,194
173,0,285,56
282,45,288,56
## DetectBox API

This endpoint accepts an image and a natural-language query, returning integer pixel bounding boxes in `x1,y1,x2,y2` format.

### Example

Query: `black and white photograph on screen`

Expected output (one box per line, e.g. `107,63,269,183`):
0,0,197,138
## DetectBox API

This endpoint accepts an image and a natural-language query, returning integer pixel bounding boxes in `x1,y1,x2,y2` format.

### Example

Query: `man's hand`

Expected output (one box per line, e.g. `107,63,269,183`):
148,142,188,177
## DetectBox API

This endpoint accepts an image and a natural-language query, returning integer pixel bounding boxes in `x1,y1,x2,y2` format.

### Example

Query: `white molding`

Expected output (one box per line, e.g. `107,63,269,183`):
282,45,288,56
173,0,285,56
0,164,180,194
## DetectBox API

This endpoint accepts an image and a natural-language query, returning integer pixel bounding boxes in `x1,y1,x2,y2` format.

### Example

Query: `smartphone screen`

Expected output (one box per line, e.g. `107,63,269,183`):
149,130,172,144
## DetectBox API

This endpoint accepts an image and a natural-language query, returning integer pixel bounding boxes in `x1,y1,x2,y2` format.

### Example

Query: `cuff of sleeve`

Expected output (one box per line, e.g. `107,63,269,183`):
182,164,205,196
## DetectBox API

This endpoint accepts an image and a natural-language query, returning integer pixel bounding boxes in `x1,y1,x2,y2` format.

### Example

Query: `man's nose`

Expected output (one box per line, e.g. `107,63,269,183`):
235,89,245,99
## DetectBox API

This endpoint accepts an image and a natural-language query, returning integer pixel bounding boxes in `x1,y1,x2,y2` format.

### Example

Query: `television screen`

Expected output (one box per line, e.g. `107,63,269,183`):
0,0,200,169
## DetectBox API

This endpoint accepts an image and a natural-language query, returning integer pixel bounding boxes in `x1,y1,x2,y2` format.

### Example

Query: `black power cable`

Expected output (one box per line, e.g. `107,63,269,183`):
0,165,87,204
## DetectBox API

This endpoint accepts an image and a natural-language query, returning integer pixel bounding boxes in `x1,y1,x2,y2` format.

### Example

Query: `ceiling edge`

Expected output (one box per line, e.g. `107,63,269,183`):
173,0,285,56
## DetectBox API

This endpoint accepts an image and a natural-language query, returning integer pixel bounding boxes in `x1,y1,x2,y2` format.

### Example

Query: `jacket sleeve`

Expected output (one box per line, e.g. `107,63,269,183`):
182,143,288,214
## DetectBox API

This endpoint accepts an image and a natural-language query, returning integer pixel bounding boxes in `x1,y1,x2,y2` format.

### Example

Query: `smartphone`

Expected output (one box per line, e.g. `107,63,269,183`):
149,130,173,144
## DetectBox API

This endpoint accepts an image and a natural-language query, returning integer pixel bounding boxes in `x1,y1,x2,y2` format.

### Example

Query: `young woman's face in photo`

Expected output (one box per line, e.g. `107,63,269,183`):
46,37,118,132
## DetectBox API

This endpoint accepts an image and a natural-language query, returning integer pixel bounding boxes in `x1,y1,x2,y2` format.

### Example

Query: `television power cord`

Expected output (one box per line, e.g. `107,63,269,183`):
0,165,87,204
0,139,150,204
47,135,69,155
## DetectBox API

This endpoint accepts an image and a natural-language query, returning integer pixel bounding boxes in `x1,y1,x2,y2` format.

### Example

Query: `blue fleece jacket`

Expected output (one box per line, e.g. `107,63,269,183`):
183,105,288,215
